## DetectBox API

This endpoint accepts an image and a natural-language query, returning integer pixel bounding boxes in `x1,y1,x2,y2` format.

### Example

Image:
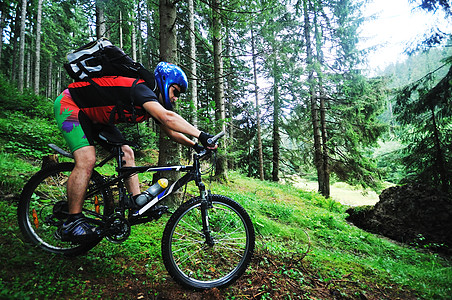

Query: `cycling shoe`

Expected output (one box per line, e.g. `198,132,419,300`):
55,217,101,243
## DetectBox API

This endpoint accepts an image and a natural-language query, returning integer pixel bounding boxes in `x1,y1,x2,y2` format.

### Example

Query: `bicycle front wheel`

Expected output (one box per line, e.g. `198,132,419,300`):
17,162,112,256
161,195,255,290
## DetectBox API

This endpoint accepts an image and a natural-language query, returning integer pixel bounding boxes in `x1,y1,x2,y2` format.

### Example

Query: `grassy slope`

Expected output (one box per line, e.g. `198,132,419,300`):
213,173,452,298
1,167,451,299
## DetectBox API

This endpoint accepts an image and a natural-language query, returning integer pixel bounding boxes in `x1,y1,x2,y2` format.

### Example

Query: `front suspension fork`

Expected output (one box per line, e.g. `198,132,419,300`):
199,183,215,247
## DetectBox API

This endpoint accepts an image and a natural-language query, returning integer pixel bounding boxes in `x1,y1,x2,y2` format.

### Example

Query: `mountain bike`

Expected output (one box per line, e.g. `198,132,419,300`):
17,132,255,290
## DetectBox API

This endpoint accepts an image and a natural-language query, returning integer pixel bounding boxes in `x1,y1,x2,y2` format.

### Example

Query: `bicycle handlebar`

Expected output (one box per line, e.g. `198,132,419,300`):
207,131,225,145
197,131,225,159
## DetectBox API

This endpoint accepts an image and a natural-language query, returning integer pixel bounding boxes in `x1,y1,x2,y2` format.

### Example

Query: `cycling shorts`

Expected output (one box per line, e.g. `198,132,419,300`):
54,89,123,153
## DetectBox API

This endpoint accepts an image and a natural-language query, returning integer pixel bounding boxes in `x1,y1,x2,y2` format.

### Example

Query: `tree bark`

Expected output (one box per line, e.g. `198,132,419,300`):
11,4,21,82
131,18,137,61
47,59,52,98
188,0,198,128
96,0,106,39
251,28,264,181
212,0,227,182
26,50,31,89
137,4,143,63
303,0,328,197
34,0,43,94
18,0,27,92
159,0,177,62
0,9,6,64
272,58,280,182
314,11,330,198
318,84,330,197
119,10,123,48
158,0,182,206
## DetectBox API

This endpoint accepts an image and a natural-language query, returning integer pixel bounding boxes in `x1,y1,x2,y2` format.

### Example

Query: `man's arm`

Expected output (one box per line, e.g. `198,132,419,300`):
142,101,201,139
159,125,195,147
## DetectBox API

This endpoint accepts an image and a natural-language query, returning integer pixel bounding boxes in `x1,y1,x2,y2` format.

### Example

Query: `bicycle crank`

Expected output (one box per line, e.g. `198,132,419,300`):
104,215,131,244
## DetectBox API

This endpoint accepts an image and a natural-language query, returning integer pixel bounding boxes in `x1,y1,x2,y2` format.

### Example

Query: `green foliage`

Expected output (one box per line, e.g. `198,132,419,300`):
0,72,65,159
394,63,452,191
0,151,39,195
0,73,54,120
0,112,64,158
372,140,407,183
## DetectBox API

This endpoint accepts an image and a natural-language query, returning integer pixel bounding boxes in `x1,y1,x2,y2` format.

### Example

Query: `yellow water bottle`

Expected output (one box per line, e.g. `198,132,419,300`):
134,178,168,207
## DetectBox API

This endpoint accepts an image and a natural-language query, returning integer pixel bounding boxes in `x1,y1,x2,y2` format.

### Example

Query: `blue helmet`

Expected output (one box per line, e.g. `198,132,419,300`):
154,62,188,110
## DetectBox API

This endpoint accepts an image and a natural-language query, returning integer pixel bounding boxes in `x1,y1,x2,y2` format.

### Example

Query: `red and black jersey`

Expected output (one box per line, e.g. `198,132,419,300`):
68,76,159,124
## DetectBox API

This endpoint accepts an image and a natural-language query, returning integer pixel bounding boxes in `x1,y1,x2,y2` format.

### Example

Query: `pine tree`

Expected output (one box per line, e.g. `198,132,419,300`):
394,64,452,192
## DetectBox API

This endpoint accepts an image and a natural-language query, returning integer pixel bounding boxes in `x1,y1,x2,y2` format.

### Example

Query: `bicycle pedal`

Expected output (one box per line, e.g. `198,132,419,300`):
147,205,168,219
130,205,168,223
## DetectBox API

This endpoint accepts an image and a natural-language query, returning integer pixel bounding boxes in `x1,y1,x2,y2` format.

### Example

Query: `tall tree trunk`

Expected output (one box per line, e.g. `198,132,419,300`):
224,28,234,169
131,17,137,61
137,4,143,63
34,0,43,94
119,10,123,48
18,0,27,92
188,0,198,128
0,9,6,64
212,0,227,182
56,66,61,95
96,0,106,39
145,4,153,69
251,28,264,181
159,0,177,62
318,83,330,197
11,4,21,81
26,49,31,89
47,59,52,98
314,11,330,198
158,0,182,206
303,0,327,197
272,57,280,182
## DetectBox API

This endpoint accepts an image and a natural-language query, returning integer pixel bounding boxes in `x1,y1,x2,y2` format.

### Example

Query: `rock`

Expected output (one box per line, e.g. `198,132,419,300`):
346,184,452,254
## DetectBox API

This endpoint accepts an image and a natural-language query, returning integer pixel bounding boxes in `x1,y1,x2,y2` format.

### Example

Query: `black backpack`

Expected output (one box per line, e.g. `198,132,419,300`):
64,38,156,90
64,38,157,124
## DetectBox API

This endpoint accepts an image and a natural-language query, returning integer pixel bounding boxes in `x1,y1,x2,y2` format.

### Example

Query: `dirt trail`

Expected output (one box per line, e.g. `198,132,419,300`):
292,178,380,206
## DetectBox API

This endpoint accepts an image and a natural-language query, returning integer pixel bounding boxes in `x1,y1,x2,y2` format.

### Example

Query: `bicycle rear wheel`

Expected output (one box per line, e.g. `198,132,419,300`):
17,162,112,256
161,195,255,290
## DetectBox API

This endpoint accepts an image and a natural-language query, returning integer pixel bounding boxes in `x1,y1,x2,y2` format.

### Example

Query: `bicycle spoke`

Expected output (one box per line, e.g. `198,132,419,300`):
18,163,110,256
162,196,255,289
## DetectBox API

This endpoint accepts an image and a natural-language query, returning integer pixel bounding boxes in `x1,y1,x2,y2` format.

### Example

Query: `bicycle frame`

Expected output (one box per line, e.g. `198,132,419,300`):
49,131,224,242
76,143,212,233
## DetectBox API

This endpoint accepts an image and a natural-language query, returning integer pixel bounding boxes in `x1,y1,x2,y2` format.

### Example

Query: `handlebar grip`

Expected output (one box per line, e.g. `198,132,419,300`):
207,131,225,145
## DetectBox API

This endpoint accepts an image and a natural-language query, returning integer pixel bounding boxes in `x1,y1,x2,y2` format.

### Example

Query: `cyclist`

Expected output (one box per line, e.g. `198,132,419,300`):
53,61,214,243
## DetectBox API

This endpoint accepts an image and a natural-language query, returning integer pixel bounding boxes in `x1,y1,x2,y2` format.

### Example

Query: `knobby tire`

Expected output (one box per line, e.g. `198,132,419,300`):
161,195,255,290
17,162,112,256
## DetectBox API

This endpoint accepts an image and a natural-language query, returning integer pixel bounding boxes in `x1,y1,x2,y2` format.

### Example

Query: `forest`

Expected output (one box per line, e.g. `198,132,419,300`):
1,0,451,195
0,0,452,299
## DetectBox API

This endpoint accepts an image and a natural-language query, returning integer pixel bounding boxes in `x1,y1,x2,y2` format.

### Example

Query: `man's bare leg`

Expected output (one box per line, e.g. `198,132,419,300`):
67,146,96,214
122,145,141,196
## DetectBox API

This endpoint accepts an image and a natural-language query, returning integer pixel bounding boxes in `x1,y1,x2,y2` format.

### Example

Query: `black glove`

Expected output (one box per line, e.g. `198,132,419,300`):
198,131,214,148
192,143,205,153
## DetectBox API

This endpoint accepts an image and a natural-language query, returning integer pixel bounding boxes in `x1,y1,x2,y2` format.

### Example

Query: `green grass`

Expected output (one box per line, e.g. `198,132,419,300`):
209,172,451,299
1,166,451,299
0,151,39,195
